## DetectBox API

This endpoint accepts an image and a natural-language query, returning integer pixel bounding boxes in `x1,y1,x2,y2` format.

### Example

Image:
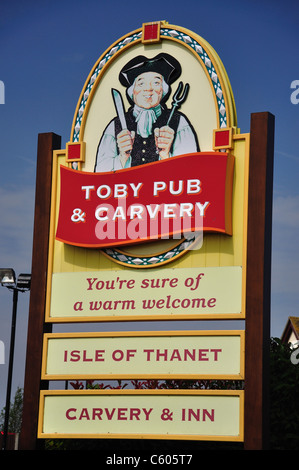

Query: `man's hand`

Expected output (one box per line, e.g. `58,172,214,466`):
154,126,174,159
117,129,135,164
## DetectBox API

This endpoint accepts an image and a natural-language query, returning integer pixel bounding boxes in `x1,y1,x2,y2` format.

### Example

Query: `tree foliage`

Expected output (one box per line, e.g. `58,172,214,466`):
0,386,23,433
269,337,299,450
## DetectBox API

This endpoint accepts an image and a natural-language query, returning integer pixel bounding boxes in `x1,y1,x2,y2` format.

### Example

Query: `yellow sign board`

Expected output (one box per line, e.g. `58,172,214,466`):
38,390,244,441
36,22,250,445
47,266,243,322
41,330,245,380
45,21,249,325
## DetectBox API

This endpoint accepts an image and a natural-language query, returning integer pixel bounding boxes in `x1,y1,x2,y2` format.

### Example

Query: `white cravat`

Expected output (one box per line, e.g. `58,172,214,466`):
133,104,162,138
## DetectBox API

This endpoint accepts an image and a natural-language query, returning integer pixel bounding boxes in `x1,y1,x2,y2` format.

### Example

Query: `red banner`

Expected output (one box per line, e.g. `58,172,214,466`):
55,152,234,248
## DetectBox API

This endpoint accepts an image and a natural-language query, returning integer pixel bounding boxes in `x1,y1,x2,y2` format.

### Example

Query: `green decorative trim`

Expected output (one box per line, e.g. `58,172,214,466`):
72,30,142,143
71,25,225,267
161,28,227,129
104,235,198,267
72,27,227,143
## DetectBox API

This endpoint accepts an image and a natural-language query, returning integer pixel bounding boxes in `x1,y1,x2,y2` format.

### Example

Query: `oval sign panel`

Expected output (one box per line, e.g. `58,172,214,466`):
57,21,237,268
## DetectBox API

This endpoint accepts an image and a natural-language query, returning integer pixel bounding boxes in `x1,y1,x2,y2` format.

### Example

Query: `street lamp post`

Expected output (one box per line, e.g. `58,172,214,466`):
0,269,31,451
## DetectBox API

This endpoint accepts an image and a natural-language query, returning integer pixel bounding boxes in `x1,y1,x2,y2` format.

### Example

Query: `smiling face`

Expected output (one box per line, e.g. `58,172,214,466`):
132,71,163,109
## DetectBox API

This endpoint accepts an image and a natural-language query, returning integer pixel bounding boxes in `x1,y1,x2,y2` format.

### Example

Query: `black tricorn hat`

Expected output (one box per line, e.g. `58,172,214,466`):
119,53,181,87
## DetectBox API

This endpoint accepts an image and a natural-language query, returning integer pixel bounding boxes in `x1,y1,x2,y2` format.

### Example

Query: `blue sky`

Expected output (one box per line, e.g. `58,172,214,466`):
0,0,298,410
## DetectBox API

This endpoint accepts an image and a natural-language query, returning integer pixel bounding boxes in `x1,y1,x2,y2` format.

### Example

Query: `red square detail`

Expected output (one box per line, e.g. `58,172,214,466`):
68,143,81,160
215,130,230,147
143,23,159,41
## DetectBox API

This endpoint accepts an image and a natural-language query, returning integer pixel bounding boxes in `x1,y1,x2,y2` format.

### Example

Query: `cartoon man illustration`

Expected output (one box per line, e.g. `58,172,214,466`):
94,53,199,172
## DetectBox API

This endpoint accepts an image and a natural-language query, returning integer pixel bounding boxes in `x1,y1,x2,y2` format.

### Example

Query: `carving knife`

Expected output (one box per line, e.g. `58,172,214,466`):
112,88,127,130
